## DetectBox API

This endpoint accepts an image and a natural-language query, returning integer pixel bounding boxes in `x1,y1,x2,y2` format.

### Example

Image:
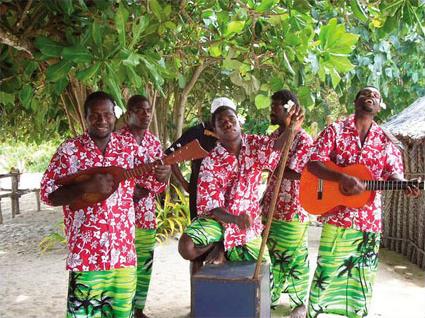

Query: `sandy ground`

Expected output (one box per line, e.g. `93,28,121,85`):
0,194,424,318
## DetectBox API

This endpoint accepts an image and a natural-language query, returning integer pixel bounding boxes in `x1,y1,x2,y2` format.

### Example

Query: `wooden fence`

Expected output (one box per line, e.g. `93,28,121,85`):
382,138,425,270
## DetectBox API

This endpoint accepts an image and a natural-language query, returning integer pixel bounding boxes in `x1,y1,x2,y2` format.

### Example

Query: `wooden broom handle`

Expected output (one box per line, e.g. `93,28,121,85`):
253,120,297,280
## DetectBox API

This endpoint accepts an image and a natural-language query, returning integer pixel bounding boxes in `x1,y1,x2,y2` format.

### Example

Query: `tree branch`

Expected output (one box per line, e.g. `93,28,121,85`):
0,26,33,58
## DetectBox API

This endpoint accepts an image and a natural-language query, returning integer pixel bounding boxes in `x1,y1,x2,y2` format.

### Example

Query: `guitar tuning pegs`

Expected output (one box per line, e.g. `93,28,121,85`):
170,147,175,152
177,143,181,148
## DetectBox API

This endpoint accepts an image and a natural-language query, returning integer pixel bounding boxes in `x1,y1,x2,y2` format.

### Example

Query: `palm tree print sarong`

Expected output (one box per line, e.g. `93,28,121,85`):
67,267,136,318
307,223,380,318
184,217,271,262
134,228,156,311
267,219,309,308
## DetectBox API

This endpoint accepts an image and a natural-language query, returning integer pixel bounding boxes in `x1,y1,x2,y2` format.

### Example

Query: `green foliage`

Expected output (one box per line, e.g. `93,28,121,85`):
0,140,59,173
156,185,190,243
39,222,67,253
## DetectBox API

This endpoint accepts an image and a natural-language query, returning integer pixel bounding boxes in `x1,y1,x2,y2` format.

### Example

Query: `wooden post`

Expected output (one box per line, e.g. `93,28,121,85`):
0,198,3,224
35,189,41,211
253,120,297,280
10,168,20,217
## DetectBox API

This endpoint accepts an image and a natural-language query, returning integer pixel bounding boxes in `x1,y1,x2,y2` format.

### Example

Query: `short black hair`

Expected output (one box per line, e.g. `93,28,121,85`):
84,91,115,117
127,95,150,110
355,86,382,102
212,106,237,126
271,89,299,106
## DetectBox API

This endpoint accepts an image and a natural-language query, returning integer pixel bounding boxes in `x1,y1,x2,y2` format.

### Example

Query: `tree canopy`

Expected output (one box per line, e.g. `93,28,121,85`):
1,0,424,144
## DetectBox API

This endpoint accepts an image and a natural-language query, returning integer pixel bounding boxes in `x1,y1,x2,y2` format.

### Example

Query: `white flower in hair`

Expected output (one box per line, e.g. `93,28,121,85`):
114,105,123,118
283,100,295,112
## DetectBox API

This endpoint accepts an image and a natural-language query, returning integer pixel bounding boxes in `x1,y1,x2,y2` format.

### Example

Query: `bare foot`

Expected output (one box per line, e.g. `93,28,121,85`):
134,308,150,318
290,304,306,318
205,242,226,265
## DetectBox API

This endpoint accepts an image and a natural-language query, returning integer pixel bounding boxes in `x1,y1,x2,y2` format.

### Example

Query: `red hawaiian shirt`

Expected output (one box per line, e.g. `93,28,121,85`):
197,134,280,250
40,132,137,272
262,129,313,222
310,115,404,233
117,127,167,229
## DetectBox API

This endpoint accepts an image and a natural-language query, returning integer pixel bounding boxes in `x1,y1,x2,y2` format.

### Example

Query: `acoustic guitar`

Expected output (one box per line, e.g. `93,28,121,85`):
55,140,209,210
299,161,424,215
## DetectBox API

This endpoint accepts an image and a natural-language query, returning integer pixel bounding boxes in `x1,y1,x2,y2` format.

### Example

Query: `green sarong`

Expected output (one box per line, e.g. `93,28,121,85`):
307,223,380,318
184,217,271,262
267,219,309,308
67,267,136,318
134,228,156,311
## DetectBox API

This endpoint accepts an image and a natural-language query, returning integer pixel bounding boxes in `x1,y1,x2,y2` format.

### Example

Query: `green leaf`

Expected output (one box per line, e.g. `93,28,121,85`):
46,60,72,82
34,37,63,57
0,92,15,106
140,56,164,87
329,68,341,88
19,85,33,109
150,0,163,21
76,63,101,81
255,94,270,109
54,77,69,95
122,52,141,66
131,16,149,48
59,0,74,16
297,86,314,107
24,61,38,77
209,44,222,57
62,46,92,63
226,21,245,35
327,55,355,73
350,0,368,23
126,66,142,88
91,22,102,46
319,19,359,54
255,0,277,13
115,4,129,46
178,73,186,89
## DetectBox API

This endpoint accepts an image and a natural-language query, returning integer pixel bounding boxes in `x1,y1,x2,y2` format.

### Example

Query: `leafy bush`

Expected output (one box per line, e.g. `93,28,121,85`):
156,185,190,243
0,141,59,173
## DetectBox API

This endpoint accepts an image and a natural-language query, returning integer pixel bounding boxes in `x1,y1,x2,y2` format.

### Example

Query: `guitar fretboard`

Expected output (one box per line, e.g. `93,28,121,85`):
123,163,155,180
364,180,424,191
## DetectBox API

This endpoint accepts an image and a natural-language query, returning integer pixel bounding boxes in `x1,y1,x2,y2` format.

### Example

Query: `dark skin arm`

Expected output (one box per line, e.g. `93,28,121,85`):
170,164,190,192
273,106,305,150
209,207,252,230
283,168,301,180
153,164,171,183
48,173,114,206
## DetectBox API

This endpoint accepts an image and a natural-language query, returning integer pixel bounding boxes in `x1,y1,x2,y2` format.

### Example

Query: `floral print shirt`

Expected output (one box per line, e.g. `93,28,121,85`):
197,134,280,250
117,127,167,229
310,115,404,233
262,129,313,222
40,132,137,272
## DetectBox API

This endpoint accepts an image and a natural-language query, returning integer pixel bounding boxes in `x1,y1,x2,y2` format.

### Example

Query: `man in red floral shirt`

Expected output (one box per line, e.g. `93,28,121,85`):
306,87,421,318
262,89,313,318
178,98,301,284
117,95,170,318
41,92,139,318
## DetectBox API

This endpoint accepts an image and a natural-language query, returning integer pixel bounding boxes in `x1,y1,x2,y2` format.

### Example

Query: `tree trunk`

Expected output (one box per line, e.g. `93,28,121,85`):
173,61,206,139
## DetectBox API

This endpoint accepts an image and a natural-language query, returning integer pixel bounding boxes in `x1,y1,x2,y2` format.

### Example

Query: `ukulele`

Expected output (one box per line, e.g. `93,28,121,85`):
299,161,424,215
56,140,209,210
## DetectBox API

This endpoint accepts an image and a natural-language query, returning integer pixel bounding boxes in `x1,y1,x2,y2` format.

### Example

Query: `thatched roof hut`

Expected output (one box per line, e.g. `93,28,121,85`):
382,96,425,270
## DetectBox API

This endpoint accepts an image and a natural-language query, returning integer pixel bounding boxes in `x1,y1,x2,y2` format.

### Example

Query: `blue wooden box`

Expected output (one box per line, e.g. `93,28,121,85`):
191,261,271,318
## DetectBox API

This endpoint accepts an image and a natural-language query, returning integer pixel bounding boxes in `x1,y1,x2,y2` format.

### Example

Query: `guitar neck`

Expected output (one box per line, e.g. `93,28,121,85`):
122,162,157,181
364,180,424,191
